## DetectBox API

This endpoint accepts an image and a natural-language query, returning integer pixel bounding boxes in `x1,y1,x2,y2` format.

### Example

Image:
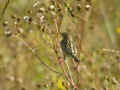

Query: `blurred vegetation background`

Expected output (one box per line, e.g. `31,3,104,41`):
0,0,120,90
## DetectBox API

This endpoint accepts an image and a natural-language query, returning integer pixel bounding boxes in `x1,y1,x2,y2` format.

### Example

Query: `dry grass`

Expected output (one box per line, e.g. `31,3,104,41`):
0,0,120,90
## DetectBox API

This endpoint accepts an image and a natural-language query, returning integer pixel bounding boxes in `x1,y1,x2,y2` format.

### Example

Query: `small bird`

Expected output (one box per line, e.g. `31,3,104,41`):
60,32,80,62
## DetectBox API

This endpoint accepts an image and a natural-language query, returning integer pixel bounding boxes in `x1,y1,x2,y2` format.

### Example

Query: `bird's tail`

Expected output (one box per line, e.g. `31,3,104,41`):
72,55,80,62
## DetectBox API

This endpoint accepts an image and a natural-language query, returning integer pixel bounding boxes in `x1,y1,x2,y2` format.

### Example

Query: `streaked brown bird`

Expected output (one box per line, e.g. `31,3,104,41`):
60,32,80,62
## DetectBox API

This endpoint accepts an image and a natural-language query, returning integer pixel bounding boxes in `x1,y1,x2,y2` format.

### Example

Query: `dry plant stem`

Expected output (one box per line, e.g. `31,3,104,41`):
54,19,61,53
55,18,78,89
76,5,92,86
78,18,85,57
76,17,86,87
72,59,81,87
12,35,60,74
71,58,81,87
65,61,75,86
58,58,78,89
76,62,81,86
0,0,10,20
102,48,120,54
72,59,77,67
54,1,78,89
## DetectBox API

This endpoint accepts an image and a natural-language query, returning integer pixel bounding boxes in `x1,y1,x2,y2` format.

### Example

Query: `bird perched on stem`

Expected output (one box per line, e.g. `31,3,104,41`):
60,32,80,62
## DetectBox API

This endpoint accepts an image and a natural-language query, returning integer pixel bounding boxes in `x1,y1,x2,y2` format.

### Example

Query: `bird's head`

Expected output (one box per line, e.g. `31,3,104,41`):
61,32,68,39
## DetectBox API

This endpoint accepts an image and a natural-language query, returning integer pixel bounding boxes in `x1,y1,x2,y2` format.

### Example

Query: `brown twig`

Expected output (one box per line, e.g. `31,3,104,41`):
58,57,78,89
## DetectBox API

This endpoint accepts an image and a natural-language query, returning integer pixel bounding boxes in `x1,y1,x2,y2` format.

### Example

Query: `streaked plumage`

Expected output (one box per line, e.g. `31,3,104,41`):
60,32,79,62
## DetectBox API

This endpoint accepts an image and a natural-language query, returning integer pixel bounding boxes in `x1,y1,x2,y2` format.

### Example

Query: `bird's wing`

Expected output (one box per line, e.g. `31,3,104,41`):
65,39,72,54
69,37,77,56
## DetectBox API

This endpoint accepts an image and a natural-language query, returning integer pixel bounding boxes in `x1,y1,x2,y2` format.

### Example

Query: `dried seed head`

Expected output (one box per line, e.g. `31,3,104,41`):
49,5,55,10
56,7,61,12
17,27,23,33
16,17,20,23
27,10,33,14
50,11,56,16
4,29,12,37
28,17,32,24
38,7,45,13
76,4,81,10
85,4,91,10
11,14,17,19
33,1,40,7
39,15,45,23
24,16,29,22
3,21,8,27
14,21,18,25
